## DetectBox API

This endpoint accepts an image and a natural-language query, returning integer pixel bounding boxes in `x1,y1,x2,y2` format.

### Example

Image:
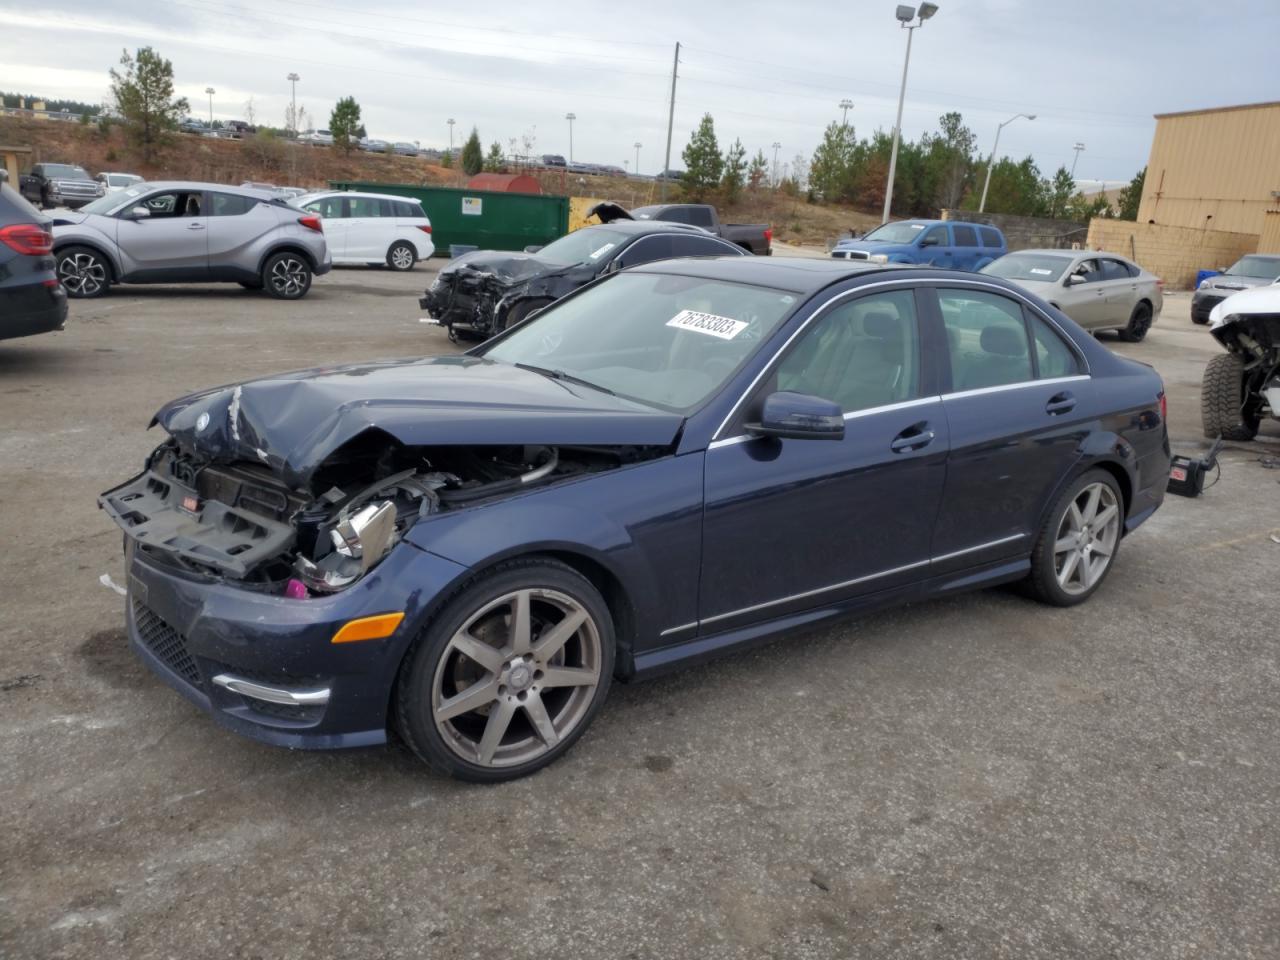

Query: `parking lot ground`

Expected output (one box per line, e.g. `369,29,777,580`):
2,276,1279,959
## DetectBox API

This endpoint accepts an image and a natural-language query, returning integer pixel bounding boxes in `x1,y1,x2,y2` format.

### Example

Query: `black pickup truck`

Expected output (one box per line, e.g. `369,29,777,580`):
622,203,771,255
19,163,104,209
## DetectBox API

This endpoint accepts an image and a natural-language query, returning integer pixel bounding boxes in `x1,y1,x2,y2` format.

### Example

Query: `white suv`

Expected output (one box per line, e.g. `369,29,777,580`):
293,191,434,270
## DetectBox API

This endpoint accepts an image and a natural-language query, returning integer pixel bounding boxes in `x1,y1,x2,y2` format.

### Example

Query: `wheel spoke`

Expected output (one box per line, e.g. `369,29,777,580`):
1081,486,1101,523
1067,503,1084,532
531,608,587,661
435,678,498,722
1091,540,1113,558
1054,535,1077,554
476,700,516,764
1058,549,1080,586
509,590,532,654
1093,503,1118,530
540,666,596,688
1080,555,1100,590
450,629,504,673
523,693,559,747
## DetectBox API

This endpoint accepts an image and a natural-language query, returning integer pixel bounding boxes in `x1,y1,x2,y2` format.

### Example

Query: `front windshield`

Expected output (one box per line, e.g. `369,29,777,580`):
482,272,798,413
859,221,928,244
530,227,631,266
78,185,148,215
45,164,90,179
981,254,1072,282
1225,256,1280,279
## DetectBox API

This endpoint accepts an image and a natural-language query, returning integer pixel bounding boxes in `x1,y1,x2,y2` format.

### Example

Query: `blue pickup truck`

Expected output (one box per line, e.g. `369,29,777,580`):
831,219,1007,271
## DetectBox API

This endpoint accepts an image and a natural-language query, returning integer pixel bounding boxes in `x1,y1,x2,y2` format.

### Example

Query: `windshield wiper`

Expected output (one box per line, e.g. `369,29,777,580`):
514,362,616,396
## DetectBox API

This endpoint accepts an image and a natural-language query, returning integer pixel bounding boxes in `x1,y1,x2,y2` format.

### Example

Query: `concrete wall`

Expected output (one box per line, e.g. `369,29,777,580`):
1086,219,1259,289
940,209,1087,252
1138,101,1280,235
1258,210,1280,254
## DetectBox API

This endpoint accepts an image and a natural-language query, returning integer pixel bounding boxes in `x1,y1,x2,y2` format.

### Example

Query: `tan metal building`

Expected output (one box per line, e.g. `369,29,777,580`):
1138,100,1280,236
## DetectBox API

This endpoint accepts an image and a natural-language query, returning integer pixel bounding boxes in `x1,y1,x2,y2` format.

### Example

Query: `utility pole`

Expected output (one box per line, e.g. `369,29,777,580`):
634,141,642,176
1070,142,1085,179
839,98,854,127
661,41,680,201
771,141,781,188
286,73,299,135
978,113,1035,213
447,118,455,154
565,112,576,164
205,87,215,126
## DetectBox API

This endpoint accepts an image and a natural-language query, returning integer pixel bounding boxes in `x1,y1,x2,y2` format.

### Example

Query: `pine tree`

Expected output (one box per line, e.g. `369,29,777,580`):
681,114,723,199
329,96,361,154
721,138,747,201
461,127,484,176
1116,167,1145,220
108,47,188,163
484,141,505,173
747,149,769,191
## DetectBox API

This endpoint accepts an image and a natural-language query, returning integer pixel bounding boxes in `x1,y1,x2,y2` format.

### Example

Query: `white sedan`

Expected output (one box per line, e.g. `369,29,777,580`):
293,191,434,270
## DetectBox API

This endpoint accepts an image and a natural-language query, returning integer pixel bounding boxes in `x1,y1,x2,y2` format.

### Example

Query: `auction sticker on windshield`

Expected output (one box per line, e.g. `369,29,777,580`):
588,243,616,260
666,310,748,340
1030,268,1054,276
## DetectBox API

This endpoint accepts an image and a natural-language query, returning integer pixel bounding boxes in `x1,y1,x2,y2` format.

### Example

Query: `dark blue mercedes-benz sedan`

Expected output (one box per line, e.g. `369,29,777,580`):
101,257,1170,781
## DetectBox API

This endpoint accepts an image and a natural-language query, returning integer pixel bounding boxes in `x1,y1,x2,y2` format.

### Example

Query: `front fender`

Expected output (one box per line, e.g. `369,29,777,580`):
52,232,123,281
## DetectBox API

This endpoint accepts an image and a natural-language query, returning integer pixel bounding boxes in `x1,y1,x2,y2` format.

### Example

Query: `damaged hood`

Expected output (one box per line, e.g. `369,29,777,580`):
438,250,567,286
152,356,683,488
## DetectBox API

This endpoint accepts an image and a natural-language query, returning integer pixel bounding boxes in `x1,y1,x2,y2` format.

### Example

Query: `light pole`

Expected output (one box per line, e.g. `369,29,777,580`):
771,141,781,188
205,86,215,126
1070,142,1085,179
565,112,576,164
286,73,299,135
634,141,642,175
447,118,455,154
881,3,938,224
839,98,854,127
978,112,1035,213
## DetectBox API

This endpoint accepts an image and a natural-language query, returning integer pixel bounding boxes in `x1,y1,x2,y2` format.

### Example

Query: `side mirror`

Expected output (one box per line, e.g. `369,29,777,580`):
523,244,543,254
122,206,150,221
745,391,844,441
1065,273,1085,286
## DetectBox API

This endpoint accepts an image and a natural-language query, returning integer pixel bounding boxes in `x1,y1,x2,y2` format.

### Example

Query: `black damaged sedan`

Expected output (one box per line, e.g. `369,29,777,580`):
420,218,746,339
102,257,1169,782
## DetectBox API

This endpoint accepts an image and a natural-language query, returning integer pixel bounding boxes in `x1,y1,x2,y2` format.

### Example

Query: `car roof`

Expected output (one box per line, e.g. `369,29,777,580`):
586,219,711,236
633,255,912,293
130,181,284,200
297,190,424,204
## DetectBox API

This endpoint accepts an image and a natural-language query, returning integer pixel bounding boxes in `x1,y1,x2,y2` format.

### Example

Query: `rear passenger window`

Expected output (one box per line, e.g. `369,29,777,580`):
1029,314,1080,379
952,225,979,247
394,201,418,218
939,289,1032,391
348,197,384,217
1101,258,1133,280
776,290,919,413
670,236,734,258
980,227,1002,248
210,193,256,216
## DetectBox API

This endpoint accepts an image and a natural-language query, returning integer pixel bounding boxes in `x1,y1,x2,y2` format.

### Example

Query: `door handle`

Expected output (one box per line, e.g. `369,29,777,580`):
1045,391,1076,415
890,422,935,453
187,222,205,230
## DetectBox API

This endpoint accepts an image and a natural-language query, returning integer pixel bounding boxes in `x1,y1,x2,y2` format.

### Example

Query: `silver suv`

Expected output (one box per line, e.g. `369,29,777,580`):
51,181,332,300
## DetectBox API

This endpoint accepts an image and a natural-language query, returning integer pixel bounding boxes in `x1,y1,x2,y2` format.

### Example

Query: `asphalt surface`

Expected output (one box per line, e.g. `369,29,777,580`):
2,268,1278,959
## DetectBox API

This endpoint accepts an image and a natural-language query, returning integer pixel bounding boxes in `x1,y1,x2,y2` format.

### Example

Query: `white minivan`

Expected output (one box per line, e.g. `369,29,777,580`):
293,191,435,270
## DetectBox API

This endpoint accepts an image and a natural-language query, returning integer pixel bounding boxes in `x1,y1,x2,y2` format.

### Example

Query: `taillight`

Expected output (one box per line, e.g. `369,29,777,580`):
417,224,433,234
0,223,53,256
298,214,323,233
1158,390,1167,422
764,226,773,245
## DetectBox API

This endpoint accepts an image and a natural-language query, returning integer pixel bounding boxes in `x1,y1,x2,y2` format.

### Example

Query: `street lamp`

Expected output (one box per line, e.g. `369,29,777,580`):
881,2,938,224
286,73,299,136
771,141,781,188
977,112,1036,212
839,98,854,127
565,112,576,164
447,118,455,153
205,86,215,126
634,141,642,176
1070,142,1085,178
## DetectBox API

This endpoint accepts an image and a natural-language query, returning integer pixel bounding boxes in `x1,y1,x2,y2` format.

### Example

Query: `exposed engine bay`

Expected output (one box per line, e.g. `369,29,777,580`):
101,439,662,595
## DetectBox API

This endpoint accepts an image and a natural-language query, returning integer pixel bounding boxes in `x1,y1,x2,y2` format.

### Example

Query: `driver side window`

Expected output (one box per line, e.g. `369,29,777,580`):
1072,258,1103,283
775,289,920,413
138,191,202,218
615,235,673,269
921,225,948,247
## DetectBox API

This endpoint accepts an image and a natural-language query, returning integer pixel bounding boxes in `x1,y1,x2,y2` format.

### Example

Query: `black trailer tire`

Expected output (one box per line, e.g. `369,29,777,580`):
1200,353,1259,441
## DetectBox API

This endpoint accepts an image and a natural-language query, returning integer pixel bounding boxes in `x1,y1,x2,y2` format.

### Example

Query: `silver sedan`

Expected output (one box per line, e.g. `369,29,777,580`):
981,249,1163,342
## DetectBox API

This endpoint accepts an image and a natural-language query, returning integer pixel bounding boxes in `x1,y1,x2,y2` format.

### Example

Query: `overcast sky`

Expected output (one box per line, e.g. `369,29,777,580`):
3,0,1277,186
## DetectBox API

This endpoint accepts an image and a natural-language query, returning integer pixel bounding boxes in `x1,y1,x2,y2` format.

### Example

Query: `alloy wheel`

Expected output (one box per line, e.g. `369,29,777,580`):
431,588,602,768
58,253,106,296
1053,481,1121,595
269,257,307,297
390,245,414,270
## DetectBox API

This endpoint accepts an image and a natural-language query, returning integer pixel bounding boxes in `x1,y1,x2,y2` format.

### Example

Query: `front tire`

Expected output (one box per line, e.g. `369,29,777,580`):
395,558,615,782
1118,301,1152,342
387,241,416,271
1025,469,1124,607
1201,353,1259,441
262,251,312,299
56,245,110,298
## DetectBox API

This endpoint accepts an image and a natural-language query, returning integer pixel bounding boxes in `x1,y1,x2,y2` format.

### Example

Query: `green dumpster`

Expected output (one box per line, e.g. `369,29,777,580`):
328,181,569,255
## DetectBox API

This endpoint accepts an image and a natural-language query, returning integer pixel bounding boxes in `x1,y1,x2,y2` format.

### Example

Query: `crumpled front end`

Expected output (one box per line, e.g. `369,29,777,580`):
419,251,568,338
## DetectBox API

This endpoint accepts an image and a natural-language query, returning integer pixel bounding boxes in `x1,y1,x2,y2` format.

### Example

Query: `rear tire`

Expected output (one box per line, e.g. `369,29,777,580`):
1118,301,1152,342
1201,353,1259,441
261,252,312,300
1024,469,1124,607
56,245,110,299
498,299,550,333
387,241,416,271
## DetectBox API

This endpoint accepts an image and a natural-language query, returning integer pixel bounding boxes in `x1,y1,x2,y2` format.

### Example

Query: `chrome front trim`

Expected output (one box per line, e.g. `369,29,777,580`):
930,532,1026,564
211,674,331,707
